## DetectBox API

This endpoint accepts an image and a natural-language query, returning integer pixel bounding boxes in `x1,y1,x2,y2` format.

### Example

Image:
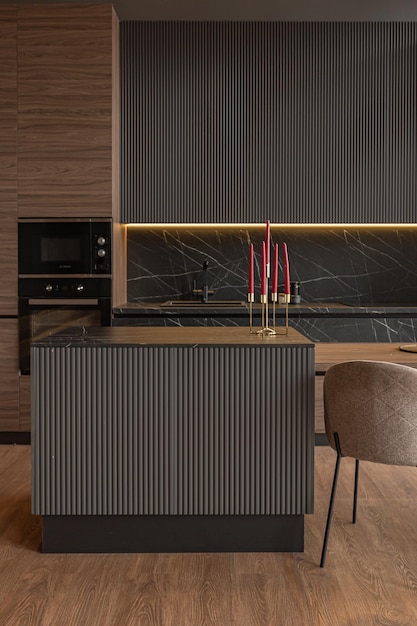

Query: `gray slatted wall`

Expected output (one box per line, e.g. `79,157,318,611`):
32,344,314,516
121,22,417,224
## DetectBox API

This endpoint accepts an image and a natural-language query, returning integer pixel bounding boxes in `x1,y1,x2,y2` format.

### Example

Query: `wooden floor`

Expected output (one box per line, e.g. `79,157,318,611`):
1,445,417,625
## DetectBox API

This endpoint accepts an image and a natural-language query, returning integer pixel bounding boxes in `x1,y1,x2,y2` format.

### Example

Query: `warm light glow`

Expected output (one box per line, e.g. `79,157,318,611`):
127,223,417,229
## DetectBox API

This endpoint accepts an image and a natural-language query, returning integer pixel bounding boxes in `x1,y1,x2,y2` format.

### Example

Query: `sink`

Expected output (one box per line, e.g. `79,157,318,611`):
160,300,247,308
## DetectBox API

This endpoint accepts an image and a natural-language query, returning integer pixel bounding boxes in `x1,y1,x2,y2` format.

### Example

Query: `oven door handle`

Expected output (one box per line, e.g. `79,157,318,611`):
28,298,99,306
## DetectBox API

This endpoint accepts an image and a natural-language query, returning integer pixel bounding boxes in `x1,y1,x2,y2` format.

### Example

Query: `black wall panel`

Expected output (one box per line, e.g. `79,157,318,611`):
121,22,417,223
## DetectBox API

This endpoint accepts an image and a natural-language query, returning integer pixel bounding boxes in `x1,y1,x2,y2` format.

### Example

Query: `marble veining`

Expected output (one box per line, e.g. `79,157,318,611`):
112,314,417,343
123,227,417,341
127,227,417,306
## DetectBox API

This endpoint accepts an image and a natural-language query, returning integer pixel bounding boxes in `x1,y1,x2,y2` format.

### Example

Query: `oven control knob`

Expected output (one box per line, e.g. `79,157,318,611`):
97,236,106,246
76,284,84,292
45,283,53,292
97,248,106,258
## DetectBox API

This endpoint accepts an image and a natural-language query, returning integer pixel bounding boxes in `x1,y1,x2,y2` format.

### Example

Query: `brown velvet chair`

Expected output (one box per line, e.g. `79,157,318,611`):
320,360,417,567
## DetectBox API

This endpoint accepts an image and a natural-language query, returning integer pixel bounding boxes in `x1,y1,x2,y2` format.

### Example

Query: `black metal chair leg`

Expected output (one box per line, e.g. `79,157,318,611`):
352,459,360,524
320,452,342,567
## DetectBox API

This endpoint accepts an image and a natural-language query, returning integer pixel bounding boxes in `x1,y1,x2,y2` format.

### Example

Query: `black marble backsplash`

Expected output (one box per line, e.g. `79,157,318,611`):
127,227,417,305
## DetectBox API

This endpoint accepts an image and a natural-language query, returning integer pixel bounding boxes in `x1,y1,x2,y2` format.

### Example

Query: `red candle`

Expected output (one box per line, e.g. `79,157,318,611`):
261,241,267,296
248,243,254,294
265,220,270,274
272,243,278,294
283,242,290,295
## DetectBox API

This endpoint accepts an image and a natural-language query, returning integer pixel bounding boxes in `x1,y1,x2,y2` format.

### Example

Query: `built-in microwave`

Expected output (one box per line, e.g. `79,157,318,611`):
18,218,112,277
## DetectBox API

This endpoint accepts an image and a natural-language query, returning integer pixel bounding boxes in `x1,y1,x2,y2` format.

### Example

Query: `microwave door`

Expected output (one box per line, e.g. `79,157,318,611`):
18,222,92,275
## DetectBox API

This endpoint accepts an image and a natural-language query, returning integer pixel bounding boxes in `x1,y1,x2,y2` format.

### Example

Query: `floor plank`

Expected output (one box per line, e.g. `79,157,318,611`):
1,445,417,625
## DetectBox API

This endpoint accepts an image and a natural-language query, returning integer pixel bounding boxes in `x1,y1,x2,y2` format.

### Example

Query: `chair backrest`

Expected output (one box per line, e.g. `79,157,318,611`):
323,360,417,466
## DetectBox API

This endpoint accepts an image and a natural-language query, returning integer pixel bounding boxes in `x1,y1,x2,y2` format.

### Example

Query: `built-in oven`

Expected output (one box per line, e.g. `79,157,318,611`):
18,218,113,376
18,278,112,376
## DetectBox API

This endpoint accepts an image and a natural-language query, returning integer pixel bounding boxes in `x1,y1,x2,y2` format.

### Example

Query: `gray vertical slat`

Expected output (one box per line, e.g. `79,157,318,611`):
32,344,314,516
121,22,417,224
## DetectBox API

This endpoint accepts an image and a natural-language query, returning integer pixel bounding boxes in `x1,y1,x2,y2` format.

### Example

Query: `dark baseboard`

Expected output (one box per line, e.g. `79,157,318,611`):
315,433,328,446
42,514,305,553
0,432,31,445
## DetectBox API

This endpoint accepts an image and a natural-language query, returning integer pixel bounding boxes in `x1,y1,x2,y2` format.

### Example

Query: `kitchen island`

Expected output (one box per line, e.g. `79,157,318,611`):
32,326,315,553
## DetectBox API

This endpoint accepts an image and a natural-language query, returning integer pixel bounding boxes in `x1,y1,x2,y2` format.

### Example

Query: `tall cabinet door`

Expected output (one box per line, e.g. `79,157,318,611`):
17,4,115,218
0,5,17,316
0,320,19,431
0,6,19,431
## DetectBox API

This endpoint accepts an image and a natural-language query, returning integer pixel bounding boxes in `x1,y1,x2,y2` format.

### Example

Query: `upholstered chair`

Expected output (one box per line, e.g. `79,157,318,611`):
320,360,417,567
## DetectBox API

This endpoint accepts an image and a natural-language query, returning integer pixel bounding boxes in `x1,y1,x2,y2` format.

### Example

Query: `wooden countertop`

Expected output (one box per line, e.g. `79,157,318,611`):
315,342,417,372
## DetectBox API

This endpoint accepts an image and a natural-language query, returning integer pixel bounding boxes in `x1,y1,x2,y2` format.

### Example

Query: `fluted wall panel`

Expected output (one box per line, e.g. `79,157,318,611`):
32,344,314,516
121,22,417,224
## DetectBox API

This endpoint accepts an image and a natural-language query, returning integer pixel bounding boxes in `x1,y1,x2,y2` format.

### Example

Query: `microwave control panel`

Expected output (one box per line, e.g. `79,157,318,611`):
92,222,112,274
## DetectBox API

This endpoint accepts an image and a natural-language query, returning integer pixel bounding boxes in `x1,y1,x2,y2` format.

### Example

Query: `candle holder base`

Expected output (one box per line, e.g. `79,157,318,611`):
256,326,277,336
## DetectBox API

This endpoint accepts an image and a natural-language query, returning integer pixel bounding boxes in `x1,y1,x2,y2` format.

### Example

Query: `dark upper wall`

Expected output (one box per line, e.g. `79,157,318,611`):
121,22,417,223
3,0,417,21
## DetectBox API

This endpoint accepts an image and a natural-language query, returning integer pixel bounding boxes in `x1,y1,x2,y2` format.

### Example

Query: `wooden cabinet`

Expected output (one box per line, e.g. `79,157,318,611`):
0,319,19,431
18,376,31,432
17,4,116,218
0,7,19,432
0,5,18,315
0,5,122,432
0,213,17,316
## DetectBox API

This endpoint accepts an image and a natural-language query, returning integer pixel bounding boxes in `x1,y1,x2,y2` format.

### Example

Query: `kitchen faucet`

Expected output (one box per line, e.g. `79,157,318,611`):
192,260,214,303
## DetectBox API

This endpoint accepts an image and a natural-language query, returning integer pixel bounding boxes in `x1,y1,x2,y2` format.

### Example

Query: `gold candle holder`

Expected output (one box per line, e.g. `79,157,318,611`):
272,293,290,335
271,292,277,328
257,293,276,336
284,293,290,333
248,293,254,332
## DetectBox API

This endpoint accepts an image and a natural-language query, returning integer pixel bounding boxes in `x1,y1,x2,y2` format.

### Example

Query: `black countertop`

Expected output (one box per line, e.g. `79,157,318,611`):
113,301,417,318
32,325,313,348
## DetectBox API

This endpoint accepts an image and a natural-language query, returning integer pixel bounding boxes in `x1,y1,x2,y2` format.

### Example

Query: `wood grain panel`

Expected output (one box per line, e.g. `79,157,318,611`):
0,6,17,157
19,376,31,432
112,223,126,307
17,4,114,217
0,155,17,191
0,208,17,314
0,113,17,154
315,342,417,373
17,154,112,186
17,4,114,33
0,5,17,94
18,71,111,117
18,77,112,111
0,6,17,314
18,159,112,216
315,376,325,434
0,319,19,431
18,112,112,158
111,11,125,306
